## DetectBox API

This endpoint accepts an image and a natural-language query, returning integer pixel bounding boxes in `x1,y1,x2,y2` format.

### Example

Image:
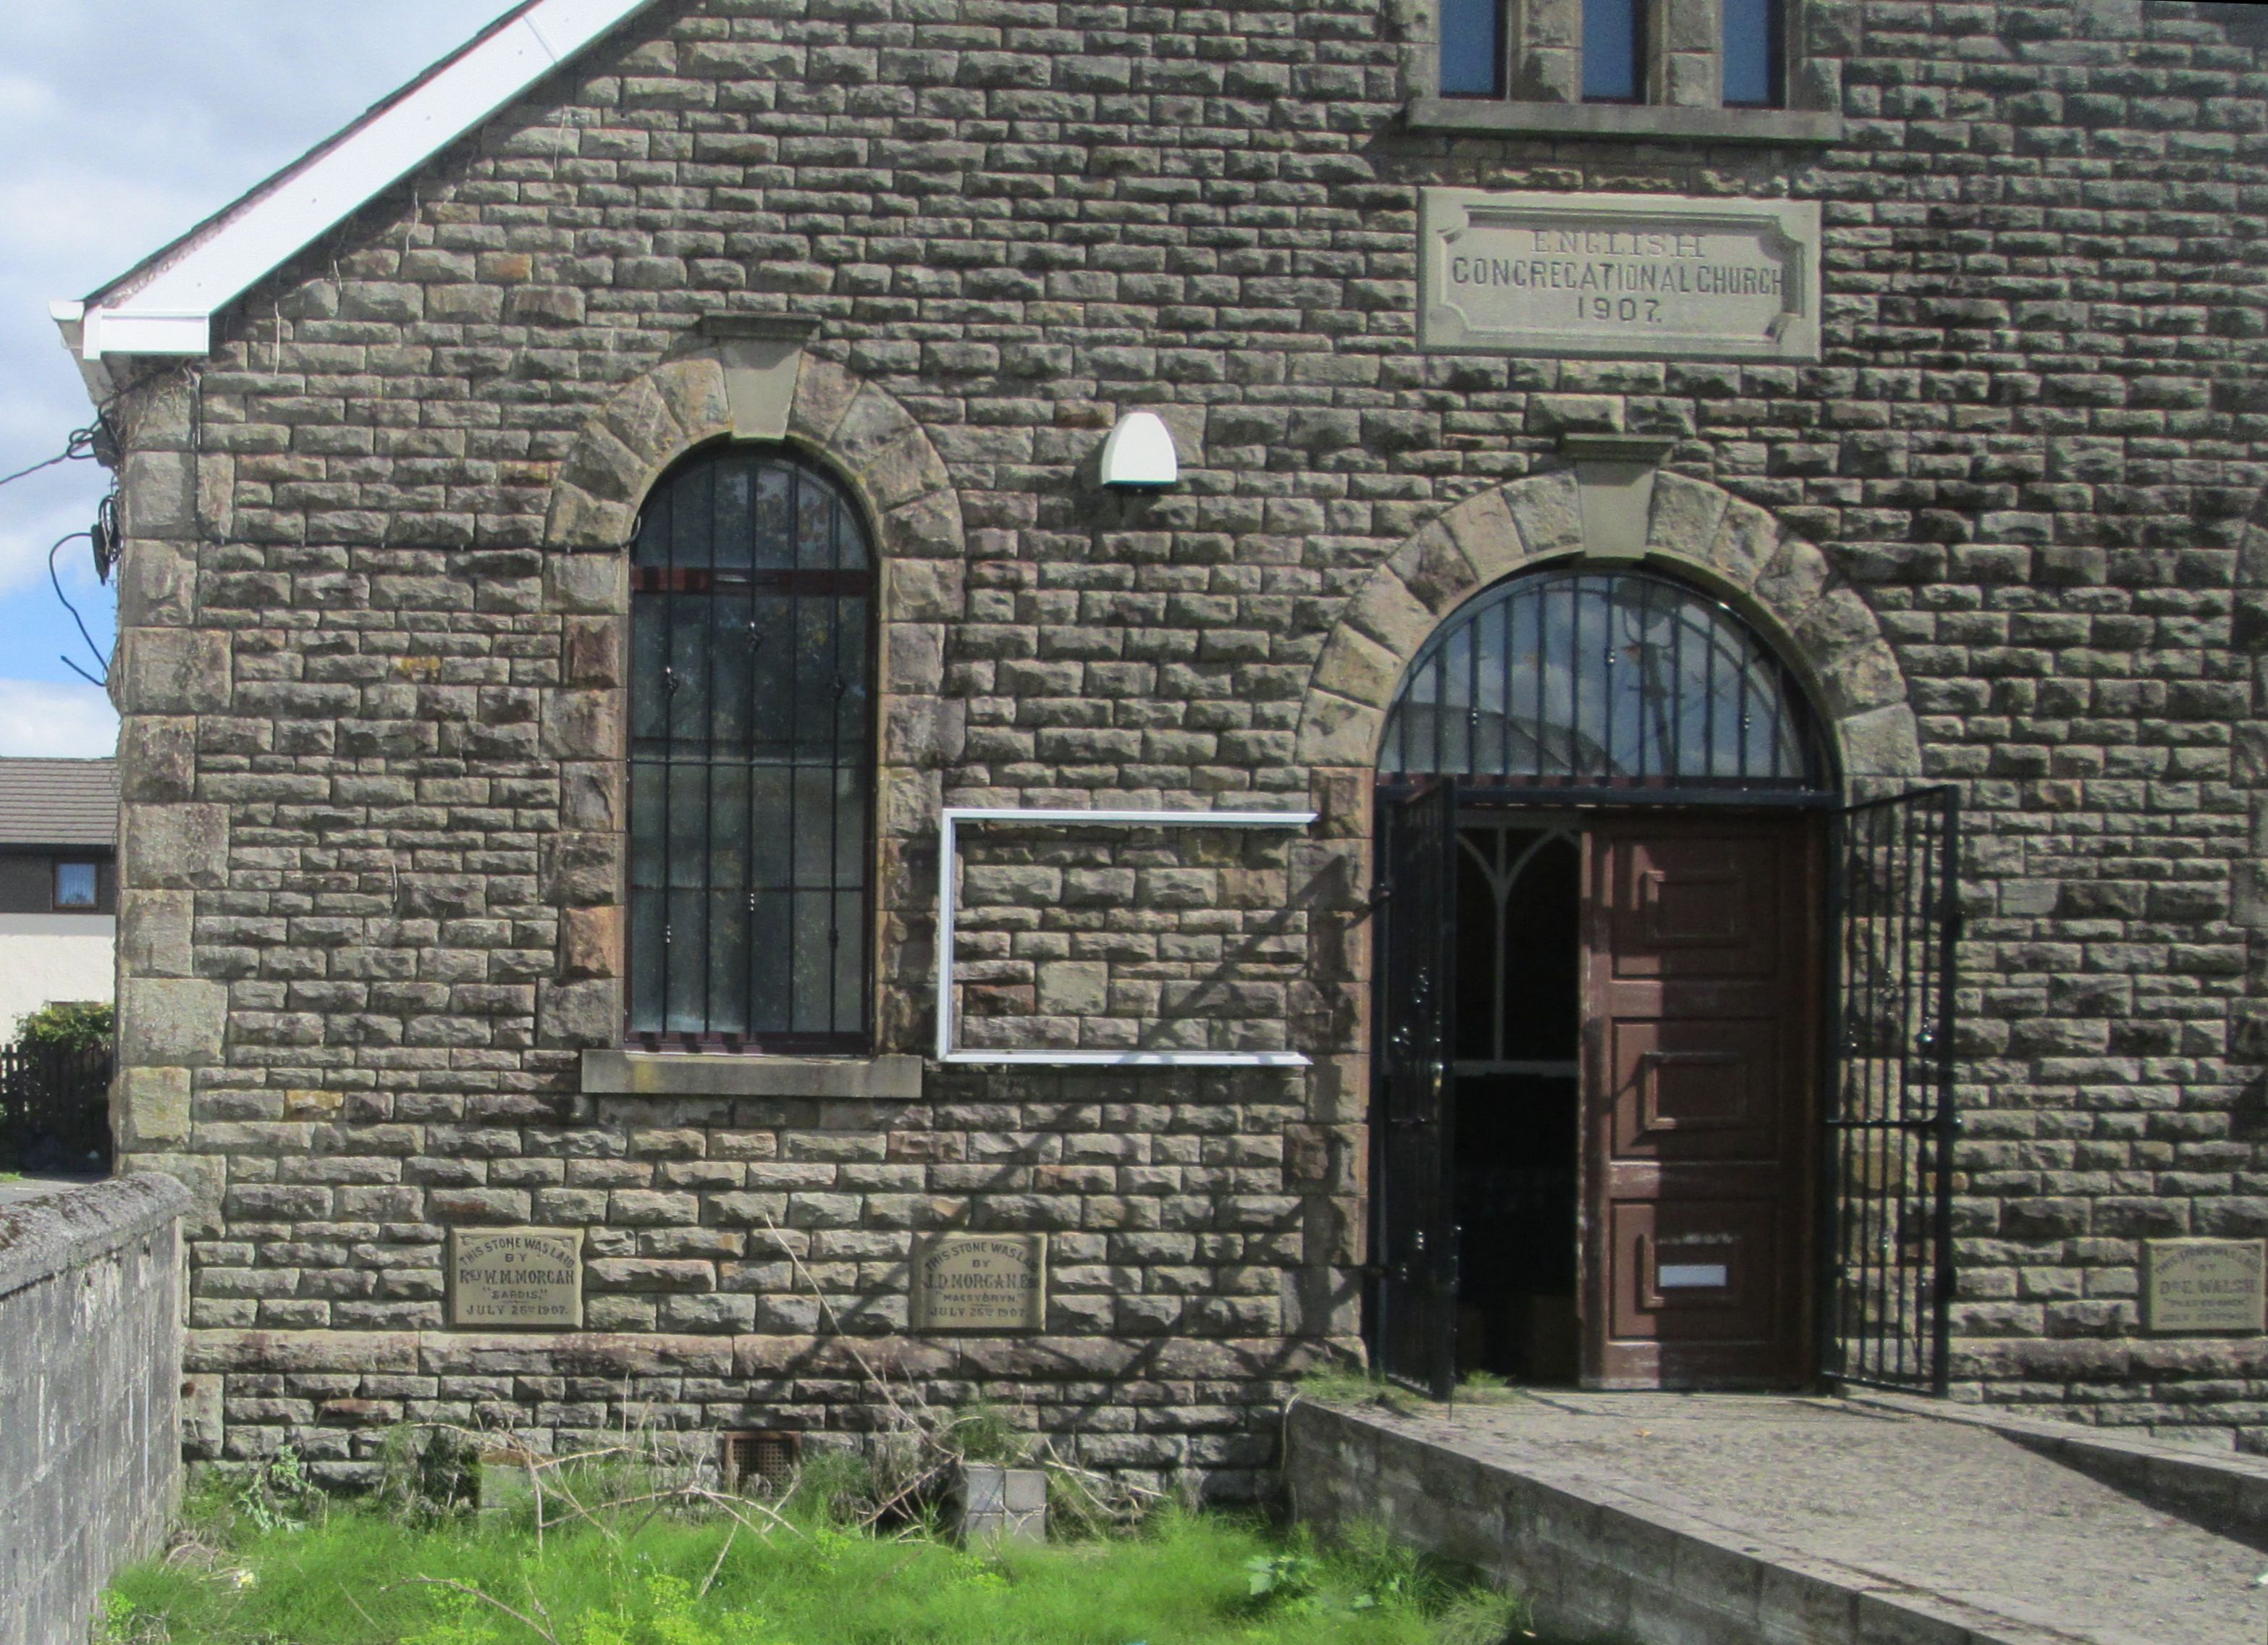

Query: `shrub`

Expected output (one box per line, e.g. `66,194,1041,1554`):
13,999,114,1053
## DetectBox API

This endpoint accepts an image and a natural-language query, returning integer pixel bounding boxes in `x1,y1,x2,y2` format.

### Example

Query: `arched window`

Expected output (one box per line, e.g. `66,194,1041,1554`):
1379,566,1831,794
628,446,872,1051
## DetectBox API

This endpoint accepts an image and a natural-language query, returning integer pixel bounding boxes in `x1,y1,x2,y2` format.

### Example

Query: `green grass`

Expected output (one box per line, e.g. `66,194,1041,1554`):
1296,1366,1528,1411
101,1479,1536,1645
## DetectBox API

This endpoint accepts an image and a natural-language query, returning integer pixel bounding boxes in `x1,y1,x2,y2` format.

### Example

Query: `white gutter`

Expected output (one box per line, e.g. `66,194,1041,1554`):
56,0,659,363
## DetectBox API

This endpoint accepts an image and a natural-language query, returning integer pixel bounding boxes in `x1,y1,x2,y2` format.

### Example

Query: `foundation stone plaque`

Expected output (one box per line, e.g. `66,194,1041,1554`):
1421,189,1821,362
2144,1239,2266,1336
913,1234,1047,1333
450,1227,584,1329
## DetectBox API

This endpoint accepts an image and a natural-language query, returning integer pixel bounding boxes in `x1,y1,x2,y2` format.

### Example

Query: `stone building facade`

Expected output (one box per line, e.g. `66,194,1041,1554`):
66,0,2268,1487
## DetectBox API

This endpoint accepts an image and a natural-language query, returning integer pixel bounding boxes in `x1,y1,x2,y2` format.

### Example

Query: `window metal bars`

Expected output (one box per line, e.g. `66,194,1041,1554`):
627,449,873,1051
1380,568,1830,794
1820,787,1961,1394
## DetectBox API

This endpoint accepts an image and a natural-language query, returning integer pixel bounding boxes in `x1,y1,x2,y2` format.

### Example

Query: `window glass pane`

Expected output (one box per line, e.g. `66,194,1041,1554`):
631,598,669,746
54,862,97,908
1582,0,1643,101
754,463,795,571
832,888,865,1034
633,484,673,569
1440,0,1503,96
666,885,707,1032
791,889,834,1034
628,888,666,1032
712,455,754,571
667,592,711,751
629,762,667,891
707,888,749,1036
709,587,754,749
1379,568,1826,791
1722,0,1781,105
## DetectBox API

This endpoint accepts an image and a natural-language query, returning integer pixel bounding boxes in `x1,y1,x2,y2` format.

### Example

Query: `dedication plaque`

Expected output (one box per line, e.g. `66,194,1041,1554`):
913,1234,1048,1333
450,1227,584,1329
1420,190,1821,362
2144,1239,2266,1336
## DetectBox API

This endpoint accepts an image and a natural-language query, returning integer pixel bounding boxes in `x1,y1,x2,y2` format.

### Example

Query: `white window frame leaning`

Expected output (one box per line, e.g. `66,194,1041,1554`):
934,807,1319,1069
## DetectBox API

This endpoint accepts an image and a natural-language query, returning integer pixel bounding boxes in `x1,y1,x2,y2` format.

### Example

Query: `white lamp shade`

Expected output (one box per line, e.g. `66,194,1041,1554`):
1098,411,1180,489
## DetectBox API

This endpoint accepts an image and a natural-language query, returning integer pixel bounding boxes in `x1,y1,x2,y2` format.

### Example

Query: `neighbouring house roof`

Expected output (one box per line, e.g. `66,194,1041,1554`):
51,0,660,376
0,760,120,849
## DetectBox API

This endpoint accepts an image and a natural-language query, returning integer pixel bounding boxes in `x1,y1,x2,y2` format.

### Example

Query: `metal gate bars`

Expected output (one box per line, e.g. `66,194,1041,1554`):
1821,788,1962,1394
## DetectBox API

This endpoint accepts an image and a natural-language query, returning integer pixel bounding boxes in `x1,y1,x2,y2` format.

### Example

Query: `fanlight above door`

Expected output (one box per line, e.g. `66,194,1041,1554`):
1379,568,1833,796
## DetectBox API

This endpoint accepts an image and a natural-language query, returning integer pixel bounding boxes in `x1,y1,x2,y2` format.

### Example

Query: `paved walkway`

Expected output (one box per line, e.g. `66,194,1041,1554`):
1369,1391,2266,1645
0,1173,100,1207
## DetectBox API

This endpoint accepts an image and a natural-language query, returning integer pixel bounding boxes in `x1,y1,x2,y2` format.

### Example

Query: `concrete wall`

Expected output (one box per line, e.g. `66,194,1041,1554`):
0,914,118,1035
0,1176,189,1645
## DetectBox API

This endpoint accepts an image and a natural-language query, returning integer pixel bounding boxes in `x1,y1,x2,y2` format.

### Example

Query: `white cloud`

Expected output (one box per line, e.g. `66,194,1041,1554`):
0,1,520,690
0,74,59,122
0,679,118,758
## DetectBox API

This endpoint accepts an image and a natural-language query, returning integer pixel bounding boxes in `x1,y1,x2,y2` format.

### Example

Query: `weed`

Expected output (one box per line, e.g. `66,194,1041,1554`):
103,1478,1554,1645
376,1425,481,1523
231,1444,320,1536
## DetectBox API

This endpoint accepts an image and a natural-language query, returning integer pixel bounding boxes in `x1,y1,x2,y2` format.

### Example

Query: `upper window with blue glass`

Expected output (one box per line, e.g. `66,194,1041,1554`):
1438,0,1786,111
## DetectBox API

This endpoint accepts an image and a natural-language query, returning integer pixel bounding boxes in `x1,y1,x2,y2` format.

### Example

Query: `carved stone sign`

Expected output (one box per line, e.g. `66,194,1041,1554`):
912,1234,1048,1333
2145,1240,2266,1336
1420,190,1821,362
450,1227,583,1330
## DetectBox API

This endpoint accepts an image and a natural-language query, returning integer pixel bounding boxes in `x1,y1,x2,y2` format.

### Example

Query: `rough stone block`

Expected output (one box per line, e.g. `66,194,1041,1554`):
122,804,228,890
119,716,195,803
117,451,198,542
117,542,195,628
119,628,230,714
117,1066,191,1146
539,979,621,1047
119,978,227,1067
547,552,628,614
120,889,194,978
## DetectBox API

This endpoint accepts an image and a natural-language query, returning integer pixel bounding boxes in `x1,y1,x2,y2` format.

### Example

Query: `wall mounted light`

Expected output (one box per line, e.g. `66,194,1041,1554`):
1098,411,1180,490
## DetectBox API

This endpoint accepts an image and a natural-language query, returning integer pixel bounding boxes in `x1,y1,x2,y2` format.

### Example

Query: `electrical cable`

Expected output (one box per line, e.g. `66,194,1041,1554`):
0,422,106,491
47,530,110,690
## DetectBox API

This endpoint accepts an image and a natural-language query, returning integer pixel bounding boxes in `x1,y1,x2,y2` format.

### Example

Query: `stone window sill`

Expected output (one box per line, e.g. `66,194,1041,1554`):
581,1051,924,1100
1406,98,1845,146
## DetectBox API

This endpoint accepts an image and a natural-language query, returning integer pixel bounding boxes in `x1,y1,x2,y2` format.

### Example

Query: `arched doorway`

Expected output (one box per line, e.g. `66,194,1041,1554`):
1369,566,1957,1397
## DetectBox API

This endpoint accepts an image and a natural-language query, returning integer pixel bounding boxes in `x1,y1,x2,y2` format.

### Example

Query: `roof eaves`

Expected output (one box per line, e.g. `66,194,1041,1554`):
56,0,661,369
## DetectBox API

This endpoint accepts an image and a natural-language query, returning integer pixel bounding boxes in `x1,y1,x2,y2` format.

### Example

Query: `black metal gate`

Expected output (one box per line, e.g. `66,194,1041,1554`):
1821,788,1961,1393
1371,780,1459,1400
0,1041,113,1174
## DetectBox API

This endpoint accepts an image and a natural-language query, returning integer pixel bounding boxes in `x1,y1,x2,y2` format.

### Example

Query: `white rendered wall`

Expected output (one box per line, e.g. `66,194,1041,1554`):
0,916,115,1037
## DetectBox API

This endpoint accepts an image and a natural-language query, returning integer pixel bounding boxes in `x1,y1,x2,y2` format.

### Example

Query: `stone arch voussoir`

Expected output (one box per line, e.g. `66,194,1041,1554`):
1295,471,1922,785
543,350,966,570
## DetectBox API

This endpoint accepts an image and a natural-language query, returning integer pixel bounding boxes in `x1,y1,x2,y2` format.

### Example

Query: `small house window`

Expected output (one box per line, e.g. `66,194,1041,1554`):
1440,0,1506,97
627,446,874,1052
54,862,98,909
1582,0,1646,103
1722,0,1785,106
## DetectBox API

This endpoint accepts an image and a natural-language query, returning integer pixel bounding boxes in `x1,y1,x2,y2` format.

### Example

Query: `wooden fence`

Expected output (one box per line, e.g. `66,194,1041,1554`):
0,1042,111,1174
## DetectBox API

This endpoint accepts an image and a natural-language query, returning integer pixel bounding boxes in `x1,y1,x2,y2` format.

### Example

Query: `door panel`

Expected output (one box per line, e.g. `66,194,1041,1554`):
1610,1016,1781,1156
1583,816,1817,1389
1372,781,1459,1400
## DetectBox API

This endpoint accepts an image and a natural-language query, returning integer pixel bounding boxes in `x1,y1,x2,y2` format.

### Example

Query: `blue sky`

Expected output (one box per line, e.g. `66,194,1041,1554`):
0,1,521,756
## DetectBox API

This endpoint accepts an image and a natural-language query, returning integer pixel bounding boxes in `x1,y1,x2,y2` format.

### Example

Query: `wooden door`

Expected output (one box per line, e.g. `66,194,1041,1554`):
1581,815,1818,1389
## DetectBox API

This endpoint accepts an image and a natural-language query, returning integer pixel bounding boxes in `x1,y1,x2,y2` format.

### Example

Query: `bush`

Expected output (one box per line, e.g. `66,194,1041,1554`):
13,999,114,1053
